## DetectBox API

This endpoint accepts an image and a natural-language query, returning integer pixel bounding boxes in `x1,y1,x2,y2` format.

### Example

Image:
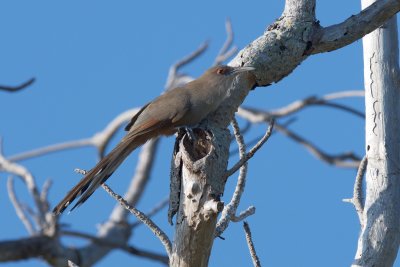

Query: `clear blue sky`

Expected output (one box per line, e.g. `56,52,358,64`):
1,1,397,267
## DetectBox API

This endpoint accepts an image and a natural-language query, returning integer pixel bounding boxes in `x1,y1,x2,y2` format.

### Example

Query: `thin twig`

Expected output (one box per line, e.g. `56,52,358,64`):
131,197,169,228
0,139,47,230
172,42,208,71
61,230,169,265
239,90,365,120
237,108,362,168
231,206,256,222
7,176,36,235
101,183,172,257
243,222,261,267
214,18,238,66
218,18,234,57
0,78,35,92
9,108,140,162
216,118,255,236
40,179,52,204
9,139,93,162
93,108,140,158
322,90,364,100
274,123,361,168
229,118,297,156
39,179,52,213
314,102,364,118
225,120,274,178
165,42,208,90
19,203,44,234
109,139,160,221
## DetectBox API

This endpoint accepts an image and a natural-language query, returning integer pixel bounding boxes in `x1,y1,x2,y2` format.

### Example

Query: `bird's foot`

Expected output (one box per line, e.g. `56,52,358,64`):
183,127,196,142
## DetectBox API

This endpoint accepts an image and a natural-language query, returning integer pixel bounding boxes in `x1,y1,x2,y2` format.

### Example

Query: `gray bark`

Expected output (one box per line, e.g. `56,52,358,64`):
352,1,400,266
170,129,229,267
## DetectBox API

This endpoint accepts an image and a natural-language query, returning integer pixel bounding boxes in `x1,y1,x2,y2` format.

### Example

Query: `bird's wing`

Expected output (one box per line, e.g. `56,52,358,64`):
121,109,186,145
125,102,151,131
127,93,190,134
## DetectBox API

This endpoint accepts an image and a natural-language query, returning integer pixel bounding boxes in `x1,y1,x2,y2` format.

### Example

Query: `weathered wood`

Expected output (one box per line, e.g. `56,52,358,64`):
352,2,400,266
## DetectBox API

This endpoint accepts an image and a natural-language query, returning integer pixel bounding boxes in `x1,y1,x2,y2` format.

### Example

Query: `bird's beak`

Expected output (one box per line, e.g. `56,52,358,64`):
230,66,255,75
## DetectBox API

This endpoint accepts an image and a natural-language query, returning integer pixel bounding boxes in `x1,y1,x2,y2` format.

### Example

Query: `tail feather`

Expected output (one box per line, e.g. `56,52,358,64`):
53,139,139,215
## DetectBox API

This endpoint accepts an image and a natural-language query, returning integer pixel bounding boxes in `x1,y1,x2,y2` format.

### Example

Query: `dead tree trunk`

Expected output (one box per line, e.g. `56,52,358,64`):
353,2,400,266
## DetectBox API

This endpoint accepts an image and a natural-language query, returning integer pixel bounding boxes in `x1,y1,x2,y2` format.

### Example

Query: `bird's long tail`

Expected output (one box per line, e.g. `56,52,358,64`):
53,137,143,215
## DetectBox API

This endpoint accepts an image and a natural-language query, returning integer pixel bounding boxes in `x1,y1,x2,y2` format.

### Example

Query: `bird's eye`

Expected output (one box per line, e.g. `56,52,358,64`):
217,68,226,75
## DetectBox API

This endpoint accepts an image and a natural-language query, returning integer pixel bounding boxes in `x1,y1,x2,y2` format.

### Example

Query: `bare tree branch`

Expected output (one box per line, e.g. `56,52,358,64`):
230,1,400,87
276,123,361,168
243,222,261,267
101,183,172,258
275,122,361,167
7,176,36,235
214,18,238,66
0,91,161,266
322,90,365,100
229,119,296,156
0,139,48,231
0,235,78,264
61,230,169,265
165,42,208,90
316,102,364,118
109,139,160,221
1,105,149,265
231,206,256,222
312,0,400,54
0,78,35,92
1,81,155,267
73,140,164,265
131,197,169,228
40,179,52,213
172,42,209,72
225,120,274,178
239,90,364,120
9,108,140,162
216,118,255,237
0,236,50,262
237,108,361,168
9,139,93,162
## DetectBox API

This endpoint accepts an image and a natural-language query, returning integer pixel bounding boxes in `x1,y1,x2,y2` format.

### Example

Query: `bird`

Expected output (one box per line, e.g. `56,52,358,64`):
52,65,255,215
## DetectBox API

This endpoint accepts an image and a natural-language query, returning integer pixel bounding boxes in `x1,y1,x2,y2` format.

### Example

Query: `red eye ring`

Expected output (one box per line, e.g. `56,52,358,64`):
217,68,225,75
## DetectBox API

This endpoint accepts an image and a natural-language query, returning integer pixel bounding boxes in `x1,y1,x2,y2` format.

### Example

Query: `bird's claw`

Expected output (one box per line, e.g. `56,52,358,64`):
184,127,196,142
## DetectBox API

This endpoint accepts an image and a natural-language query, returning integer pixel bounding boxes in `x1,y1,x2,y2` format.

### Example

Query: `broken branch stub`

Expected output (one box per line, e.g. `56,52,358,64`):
169,128,230,267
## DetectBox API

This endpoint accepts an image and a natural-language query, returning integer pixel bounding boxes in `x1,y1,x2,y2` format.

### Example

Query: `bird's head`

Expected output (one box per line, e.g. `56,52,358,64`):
201,65,255,89
206,65,255,77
